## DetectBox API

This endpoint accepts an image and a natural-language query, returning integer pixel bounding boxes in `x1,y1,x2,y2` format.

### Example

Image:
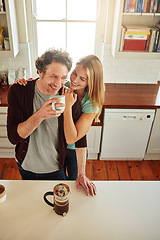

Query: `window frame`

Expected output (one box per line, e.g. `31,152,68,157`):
27,0,108,78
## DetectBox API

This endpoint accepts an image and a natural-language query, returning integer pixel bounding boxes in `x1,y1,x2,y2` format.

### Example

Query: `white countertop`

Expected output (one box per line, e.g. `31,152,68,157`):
0,180,160,240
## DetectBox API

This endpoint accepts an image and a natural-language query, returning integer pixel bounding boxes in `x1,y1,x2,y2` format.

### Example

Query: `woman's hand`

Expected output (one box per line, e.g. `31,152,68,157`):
15,78,33,86
76,174,97,196
62,87,77,109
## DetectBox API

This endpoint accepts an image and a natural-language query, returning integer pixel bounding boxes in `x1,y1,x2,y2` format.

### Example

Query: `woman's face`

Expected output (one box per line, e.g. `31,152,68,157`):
69,64,88,91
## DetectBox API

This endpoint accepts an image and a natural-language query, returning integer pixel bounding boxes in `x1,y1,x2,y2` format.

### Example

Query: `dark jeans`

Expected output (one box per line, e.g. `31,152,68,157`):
64,149,77,180
17,162,66,180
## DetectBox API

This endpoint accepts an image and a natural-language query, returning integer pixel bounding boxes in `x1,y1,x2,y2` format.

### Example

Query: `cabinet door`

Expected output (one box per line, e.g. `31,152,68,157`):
146,109,160,154
0,106,15,157
0,0,19,57
87,126,102,159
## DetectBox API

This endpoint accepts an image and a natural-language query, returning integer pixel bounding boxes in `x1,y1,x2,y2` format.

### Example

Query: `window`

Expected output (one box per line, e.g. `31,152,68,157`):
31,0,106,65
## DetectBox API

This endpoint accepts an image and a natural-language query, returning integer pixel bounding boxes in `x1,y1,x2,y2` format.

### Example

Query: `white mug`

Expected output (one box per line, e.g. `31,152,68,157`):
0,185,6,203
50,95,65,112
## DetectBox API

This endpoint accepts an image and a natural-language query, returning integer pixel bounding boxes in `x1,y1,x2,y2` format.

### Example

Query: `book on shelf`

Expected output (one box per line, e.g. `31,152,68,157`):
153,0,159,12
129,0,136,12
119,26,127,51
123,0,160,12
120,25,151,51
134,0,140,12
124,0,131,12
143,0,149,12
138,0,145,12
153,26,160,52
125,34,148,39
157,37,160,52
124,33,150,50
150,0,155,12
123,39,148,51
149,27,157,52
123,34,150,51
125,24,151,34
146,0,152,12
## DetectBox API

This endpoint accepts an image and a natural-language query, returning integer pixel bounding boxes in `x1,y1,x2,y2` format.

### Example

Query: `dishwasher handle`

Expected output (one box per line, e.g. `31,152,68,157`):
123,115,136,120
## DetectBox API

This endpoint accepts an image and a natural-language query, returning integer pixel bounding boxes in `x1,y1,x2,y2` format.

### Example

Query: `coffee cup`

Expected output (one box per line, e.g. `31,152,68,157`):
0,184,6,203
50,95,65,112
43,183,70,216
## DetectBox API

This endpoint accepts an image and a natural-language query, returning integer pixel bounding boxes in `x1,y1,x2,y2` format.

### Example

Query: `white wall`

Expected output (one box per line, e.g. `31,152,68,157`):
0,43,32,79
103,44,160,84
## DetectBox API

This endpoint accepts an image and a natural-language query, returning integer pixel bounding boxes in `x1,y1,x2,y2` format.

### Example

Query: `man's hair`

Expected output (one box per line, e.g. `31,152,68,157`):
35,48,73,74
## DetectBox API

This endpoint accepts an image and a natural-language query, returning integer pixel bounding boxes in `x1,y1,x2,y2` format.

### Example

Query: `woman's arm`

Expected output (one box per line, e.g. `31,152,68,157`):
63,89,97,144
75,147,97,196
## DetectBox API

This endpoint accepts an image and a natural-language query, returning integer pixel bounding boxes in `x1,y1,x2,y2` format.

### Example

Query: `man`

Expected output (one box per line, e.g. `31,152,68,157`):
7,48,96,196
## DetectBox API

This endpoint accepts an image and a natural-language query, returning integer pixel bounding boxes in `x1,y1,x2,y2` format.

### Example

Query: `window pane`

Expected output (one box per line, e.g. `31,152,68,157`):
36,0,66,20
67,0,97,20
37,22,66,56
67,22,96,63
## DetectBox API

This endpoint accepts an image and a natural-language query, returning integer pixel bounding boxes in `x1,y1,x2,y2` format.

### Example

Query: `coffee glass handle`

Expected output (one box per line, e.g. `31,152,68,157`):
43,191,54,208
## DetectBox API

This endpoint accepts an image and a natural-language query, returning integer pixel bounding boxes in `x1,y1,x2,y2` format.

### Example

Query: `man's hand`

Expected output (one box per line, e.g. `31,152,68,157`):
37,98,63,119
76,174,97,196
17,98,64,139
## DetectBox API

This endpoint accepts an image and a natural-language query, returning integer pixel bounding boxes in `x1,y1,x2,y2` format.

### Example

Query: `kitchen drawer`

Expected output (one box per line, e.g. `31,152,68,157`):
0,107,7,113
0,126,7,137
0,148,15,158
0,148,14,153
0,114,7,126
0,137,14,148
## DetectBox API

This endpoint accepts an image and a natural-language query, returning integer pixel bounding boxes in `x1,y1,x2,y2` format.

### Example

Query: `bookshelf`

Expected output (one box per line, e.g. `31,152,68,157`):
112,0,160,59
0,0,19,58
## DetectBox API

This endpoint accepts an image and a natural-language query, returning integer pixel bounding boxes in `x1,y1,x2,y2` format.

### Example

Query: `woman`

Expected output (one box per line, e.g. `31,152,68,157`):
63,55,104,180
16,54,104,182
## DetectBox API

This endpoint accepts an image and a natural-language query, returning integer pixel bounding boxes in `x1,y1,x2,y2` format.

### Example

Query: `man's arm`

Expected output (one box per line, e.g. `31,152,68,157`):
17,99,62,139
7,84,63,143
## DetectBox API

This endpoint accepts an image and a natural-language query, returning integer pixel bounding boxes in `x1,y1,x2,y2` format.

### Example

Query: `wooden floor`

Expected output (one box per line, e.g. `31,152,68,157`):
0,158,160,180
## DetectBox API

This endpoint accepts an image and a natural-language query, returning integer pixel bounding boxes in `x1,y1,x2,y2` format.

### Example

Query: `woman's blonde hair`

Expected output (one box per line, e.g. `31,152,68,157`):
77,55,105,122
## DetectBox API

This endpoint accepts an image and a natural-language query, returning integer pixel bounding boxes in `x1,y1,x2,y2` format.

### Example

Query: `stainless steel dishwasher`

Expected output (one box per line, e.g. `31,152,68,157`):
100,109,155,160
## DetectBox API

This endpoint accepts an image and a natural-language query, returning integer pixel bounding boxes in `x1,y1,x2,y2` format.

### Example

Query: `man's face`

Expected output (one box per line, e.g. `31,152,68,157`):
38,61,68,95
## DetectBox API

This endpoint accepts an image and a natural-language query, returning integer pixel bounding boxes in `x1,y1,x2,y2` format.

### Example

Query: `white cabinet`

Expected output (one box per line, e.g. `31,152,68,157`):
112,0,160,59
87,126,102,159
0,107,14,158
145,109,160,160
0,0,19,57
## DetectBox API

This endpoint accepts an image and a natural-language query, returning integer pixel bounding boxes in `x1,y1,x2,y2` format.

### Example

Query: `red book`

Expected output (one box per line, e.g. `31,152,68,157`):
123,35,150,51
123,39,146,51
129,0,136,12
